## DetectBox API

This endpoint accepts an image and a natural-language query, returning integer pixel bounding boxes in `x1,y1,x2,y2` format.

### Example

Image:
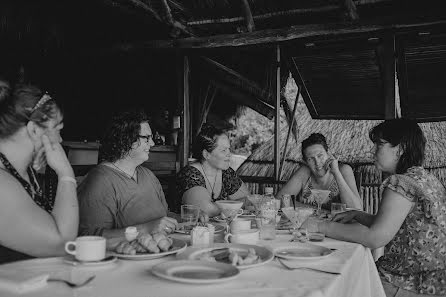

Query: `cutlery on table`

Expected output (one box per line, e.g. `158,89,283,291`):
276,258,340,275
47,275,96,288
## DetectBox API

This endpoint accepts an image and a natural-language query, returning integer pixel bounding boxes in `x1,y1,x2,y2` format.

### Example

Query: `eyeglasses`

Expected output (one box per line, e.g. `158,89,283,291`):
139,135,152,143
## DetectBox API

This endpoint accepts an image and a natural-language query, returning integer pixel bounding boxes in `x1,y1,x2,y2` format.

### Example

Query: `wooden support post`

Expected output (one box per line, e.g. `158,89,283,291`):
241,0,255,32
274,45,281,181
279,87,301,180
377,34,396,119
177,55,190,169
197,84,218,137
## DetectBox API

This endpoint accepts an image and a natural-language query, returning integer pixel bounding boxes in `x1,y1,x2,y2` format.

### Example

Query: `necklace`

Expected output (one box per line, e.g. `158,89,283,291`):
111,163,136,181
201,163,218,200
0,152,52,212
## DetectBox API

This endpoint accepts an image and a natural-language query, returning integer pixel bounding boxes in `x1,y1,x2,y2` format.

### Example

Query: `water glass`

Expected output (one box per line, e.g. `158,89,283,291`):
306,217,325,242
331,203,347,216
258,217,276,240
181,204,200,231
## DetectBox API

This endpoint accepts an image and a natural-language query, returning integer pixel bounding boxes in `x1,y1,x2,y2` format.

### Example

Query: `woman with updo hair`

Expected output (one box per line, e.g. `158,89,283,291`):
0,83,78,264
176,124,249,216
278,133,362,210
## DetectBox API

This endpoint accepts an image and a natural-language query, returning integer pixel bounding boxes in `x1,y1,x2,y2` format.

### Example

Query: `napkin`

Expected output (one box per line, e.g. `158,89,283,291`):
0,269,49,294
280,258,343,274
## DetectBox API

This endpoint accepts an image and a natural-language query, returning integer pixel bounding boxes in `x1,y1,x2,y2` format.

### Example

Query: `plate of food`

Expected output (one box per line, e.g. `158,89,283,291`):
152,260,239,284
176,243,274,269
111,234,187,260
274,243,332,261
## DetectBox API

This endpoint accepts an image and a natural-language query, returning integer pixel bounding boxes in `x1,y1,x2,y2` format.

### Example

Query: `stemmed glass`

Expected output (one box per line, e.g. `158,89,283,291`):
281,207,314,239
310,189,331,216
215,201,243,233
247,194,269,216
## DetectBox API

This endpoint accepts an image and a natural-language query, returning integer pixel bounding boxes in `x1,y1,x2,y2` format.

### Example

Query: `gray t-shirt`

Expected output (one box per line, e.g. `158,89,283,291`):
78,164,168,236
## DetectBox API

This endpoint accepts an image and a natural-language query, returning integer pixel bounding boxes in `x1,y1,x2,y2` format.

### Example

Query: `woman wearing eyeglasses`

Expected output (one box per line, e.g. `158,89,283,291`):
0,82,78,263
78,110,178,246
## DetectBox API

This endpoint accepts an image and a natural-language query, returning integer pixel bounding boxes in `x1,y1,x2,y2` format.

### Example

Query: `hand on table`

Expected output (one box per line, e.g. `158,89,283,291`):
146,216,178,234
331,210,359,224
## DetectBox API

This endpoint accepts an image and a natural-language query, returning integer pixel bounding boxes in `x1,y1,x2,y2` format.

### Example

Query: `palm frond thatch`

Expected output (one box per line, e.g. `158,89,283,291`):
237,98,446,186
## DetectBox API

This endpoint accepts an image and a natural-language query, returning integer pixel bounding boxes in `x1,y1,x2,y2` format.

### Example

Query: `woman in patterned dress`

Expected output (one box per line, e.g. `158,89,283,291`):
176,124,250,217
320,119,446,296
277,133,362,210
0,83,78,263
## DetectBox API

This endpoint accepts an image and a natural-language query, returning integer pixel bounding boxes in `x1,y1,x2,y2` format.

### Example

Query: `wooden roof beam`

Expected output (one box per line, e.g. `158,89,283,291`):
132,19,446,49
124,0,196,37
240,0,255,32
187,6,338,26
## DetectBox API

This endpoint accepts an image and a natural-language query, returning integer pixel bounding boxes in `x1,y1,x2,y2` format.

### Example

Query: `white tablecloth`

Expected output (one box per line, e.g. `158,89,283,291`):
0,235,385,297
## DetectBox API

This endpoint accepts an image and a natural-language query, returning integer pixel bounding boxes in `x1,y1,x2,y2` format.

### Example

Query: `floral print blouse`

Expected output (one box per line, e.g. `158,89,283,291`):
377,166,446,295
176,165,243,205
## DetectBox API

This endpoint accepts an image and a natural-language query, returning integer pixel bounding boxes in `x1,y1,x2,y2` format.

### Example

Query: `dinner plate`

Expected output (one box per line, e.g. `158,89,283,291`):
63,255,118,266
151,260,239,284
274,243,332,260
112,238,187,260
176,243,274,269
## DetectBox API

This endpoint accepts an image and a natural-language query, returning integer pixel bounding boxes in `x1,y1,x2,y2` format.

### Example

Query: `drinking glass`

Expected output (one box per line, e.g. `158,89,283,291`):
181,205,200,232
281,207,313,240
331,203,347,216
306,217,325,242
310,189,330,216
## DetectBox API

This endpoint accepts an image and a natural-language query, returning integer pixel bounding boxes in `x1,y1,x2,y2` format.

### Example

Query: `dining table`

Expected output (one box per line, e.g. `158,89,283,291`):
0,233,386,297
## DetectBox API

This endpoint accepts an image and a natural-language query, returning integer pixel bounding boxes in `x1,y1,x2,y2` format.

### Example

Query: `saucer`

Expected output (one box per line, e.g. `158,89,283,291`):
63,255,118,266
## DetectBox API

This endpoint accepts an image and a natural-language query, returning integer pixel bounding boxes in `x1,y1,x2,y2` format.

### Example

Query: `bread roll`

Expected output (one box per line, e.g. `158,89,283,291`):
138,234,160,253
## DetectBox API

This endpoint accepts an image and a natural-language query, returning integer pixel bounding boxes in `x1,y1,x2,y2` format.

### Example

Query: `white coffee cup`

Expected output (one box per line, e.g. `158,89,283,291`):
224,229,259,245
65,236,106,262
230,218,252,232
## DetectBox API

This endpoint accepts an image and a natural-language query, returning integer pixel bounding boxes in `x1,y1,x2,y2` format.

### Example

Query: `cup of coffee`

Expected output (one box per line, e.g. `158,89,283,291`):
65,236,106,262
224,229,259,245
230,218,251,232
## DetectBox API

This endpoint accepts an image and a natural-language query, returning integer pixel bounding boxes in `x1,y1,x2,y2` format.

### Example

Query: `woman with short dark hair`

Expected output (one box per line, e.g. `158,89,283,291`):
0,83,78,263
78,110,178,243
277,133,362,210
320,119,446,296
176,124,249,217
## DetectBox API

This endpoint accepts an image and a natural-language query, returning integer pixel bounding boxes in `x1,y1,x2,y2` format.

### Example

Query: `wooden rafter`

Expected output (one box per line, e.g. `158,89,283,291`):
240,0,255,32
118,0,195,37
126,20,446,49
187,6,339,26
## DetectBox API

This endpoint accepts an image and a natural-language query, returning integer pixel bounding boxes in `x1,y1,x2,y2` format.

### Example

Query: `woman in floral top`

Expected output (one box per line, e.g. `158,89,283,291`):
318,119,446,296
176,124,250,217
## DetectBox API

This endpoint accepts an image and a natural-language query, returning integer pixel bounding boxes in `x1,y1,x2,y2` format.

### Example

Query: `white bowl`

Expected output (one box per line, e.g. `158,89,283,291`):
215,200,243,211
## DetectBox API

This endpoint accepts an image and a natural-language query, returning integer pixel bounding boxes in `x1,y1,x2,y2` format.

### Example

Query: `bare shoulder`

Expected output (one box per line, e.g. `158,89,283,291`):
182,186,211,203
291,164,311,179
0,171,29,204
339,163,354,174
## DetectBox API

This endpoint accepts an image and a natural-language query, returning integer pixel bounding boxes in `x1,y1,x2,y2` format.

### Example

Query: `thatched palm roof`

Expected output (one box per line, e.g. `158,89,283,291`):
237,95,446,186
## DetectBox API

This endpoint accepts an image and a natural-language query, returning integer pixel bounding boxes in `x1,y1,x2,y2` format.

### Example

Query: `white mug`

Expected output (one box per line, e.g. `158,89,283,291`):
65,236,106,262
230,218,252,232
224,229,259,245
